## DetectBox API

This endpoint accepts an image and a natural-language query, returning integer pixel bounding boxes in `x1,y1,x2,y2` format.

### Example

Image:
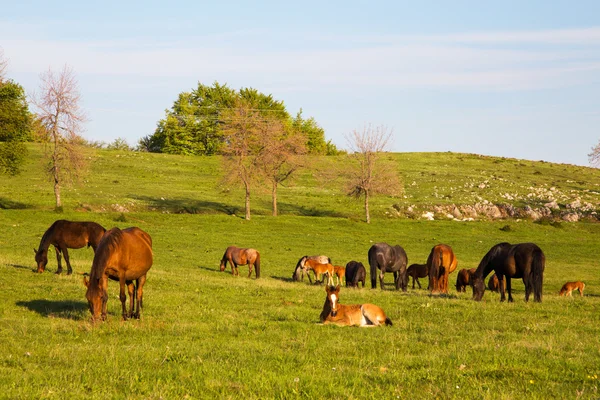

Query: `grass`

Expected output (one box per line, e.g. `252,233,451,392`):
0,146,599,399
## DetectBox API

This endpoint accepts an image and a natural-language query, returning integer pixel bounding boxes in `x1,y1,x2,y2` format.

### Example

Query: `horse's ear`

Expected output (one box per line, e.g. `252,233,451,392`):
33,248,37,254
83,276,89,288
335,284,340,292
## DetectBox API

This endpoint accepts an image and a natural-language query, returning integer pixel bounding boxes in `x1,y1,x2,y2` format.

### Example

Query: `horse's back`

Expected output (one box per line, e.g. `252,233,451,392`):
101,227,153,277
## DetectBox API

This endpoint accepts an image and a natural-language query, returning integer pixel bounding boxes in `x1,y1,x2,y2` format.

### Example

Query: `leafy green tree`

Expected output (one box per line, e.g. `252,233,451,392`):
0,76,32,175
291,110,341,155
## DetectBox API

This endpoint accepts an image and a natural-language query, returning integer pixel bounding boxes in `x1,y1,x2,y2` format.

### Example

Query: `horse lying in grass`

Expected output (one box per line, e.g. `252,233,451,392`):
406,263,428,289
220,246,260,278
455,268,476,292
35,220,106,275
559,281,585,297
83,227,153,322
292,255,330,281
345,261,366,288
319,285,392,327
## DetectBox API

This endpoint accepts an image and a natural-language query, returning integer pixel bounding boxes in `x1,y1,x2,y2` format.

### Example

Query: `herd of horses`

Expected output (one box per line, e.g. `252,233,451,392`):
33,219,585,326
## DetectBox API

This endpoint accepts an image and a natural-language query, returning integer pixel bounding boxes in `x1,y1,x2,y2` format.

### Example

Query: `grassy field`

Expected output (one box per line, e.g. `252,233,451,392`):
0,145,599,399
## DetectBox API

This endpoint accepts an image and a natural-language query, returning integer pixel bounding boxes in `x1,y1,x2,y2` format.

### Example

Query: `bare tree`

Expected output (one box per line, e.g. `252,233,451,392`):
220,100,264,220
589,140,600,167
256,119,307,216
33,65,87,209
0,48,8,82
344,124,402,223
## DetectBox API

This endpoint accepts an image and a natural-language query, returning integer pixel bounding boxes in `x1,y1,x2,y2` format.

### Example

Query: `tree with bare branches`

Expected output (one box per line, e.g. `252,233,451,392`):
344,125,402,223
220,100,264,220
589,140,600,167
33,65,87,209
256,120,307,216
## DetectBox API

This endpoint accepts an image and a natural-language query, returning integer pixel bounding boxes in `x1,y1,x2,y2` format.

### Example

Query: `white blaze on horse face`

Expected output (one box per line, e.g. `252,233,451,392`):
330,293,338,310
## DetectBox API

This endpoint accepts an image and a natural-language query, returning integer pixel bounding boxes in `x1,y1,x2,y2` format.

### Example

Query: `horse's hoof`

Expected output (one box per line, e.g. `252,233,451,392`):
67,271,73,276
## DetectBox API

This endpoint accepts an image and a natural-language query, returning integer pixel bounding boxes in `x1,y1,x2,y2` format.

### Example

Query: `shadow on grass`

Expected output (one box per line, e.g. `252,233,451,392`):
16,299,87,320
270,275,296,283
198,266,220,273
130,195,240,215
0,197,32,210
274,202,347,218
8,264,35,271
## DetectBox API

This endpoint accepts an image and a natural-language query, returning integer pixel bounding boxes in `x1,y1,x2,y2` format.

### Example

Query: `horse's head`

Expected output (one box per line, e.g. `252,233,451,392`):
34,248,47,273
83,275,108,321
472,276,485,301
326,285,341,316
219,259,226,272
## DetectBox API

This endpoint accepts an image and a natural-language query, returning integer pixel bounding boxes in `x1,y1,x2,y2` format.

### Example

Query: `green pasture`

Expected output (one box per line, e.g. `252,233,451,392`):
0,146,599,399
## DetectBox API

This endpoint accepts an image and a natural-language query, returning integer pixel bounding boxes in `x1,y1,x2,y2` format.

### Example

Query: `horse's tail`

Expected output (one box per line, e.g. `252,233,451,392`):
531,247,545,302
385,317,393,326
368,248,380,289
255,252,261,279
428,246,442,292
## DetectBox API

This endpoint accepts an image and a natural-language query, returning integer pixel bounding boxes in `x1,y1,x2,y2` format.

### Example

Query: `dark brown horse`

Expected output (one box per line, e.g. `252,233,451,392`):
455,268,476,292
319,285,392,327
427,244,458,294
472,242,545,302
345,261,366,288
406,263,428,289
35,220,106,274
220,246,260,278
368,243,408,291
292,255,330,281
83,227,153,321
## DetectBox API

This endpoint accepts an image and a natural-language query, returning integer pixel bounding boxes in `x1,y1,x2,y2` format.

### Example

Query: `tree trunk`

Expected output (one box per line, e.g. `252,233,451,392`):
244,182,251,220
52,135,61,209
272,181,278,217
365,190,370,224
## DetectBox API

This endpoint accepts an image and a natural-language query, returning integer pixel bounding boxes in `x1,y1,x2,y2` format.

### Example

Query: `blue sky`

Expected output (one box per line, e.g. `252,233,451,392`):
2,0,599,165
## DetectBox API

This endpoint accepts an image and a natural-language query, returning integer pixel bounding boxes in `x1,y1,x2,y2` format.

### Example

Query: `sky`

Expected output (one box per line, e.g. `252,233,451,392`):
1,0,599,166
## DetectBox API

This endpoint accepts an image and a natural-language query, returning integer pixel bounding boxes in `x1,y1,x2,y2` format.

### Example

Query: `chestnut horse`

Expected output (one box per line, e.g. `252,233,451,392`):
472,242,545,302
455,268,476,292
319,285,392,327
333,265,346,286
83,227,153,321
292,255,330,281
368,243,408,291
427,244,458,294
406,263,428,289
487,274,505,292
303,259,334,285
559,281,585,297
35,220,106,274
220,246,260,278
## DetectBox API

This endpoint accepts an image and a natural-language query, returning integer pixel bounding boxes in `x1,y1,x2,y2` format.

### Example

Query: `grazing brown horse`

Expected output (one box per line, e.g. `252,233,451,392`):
333,265,346,286
35,220,106,274
320,285,392,327
292,255,330,281
406,263,428,289
427,244,458,294
303,259,334,285
83,227,153,321
472,242,545,302
345,261,366,288
559,281,585,297
487,274,505,292
455,268,476,292
219,246,261,278
368,243,408,291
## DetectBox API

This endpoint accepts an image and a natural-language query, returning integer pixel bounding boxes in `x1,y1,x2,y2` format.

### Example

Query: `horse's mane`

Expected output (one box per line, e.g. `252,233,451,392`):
37,221,59,252
89,228,123,280
475,242,511,276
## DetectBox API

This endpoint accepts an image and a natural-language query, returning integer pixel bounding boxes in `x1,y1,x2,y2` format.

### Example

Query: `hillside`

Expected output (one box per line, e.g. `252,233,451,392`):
2,144,599,222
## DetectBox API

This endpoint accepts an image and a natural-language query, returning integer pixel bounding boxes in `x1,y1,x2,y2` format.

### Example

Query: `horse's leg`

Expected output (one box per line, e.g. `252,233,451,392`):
379,270,385,290
506,277,514,302
119,277,128,320
62,247,73,275
127,281,135,318
393,271,399,290
498,275,506,302
247,263,253,278
134,275,146,319
54,246,63,274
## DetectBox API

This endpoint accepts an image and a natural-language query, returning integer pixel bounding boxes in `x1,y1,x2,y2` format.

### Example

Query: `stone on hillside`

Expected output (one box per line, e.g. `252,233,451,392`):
544,200,559,210
421,211,435,221
562,212,579,222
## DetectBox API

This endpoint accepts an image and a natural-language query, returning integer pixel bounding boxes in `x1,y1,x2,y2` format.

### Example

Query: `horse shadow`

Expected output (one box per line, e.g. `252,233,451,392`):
8,264,35,272
198,266,220,273
270,275,295,283
16,299,88,320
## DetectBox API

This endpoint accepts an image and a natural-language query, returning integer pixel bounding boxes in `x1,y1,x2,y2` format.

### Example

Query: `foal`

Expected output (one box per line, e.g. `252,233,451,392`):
320,285,392,327
559,281,585,297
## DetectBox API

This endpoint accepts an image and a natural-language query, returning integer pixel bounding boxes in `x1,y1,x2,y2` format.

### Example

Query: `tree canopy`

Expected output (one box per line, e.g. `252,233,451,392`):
143,82,338,156
0,79,32,175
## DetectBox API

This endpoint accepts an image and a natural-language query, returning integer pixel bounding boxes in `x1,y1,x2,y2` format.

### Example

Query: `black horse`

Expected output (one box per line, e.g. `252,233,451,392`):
368,243,408,291
472,242,545,302
345,261,366,288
